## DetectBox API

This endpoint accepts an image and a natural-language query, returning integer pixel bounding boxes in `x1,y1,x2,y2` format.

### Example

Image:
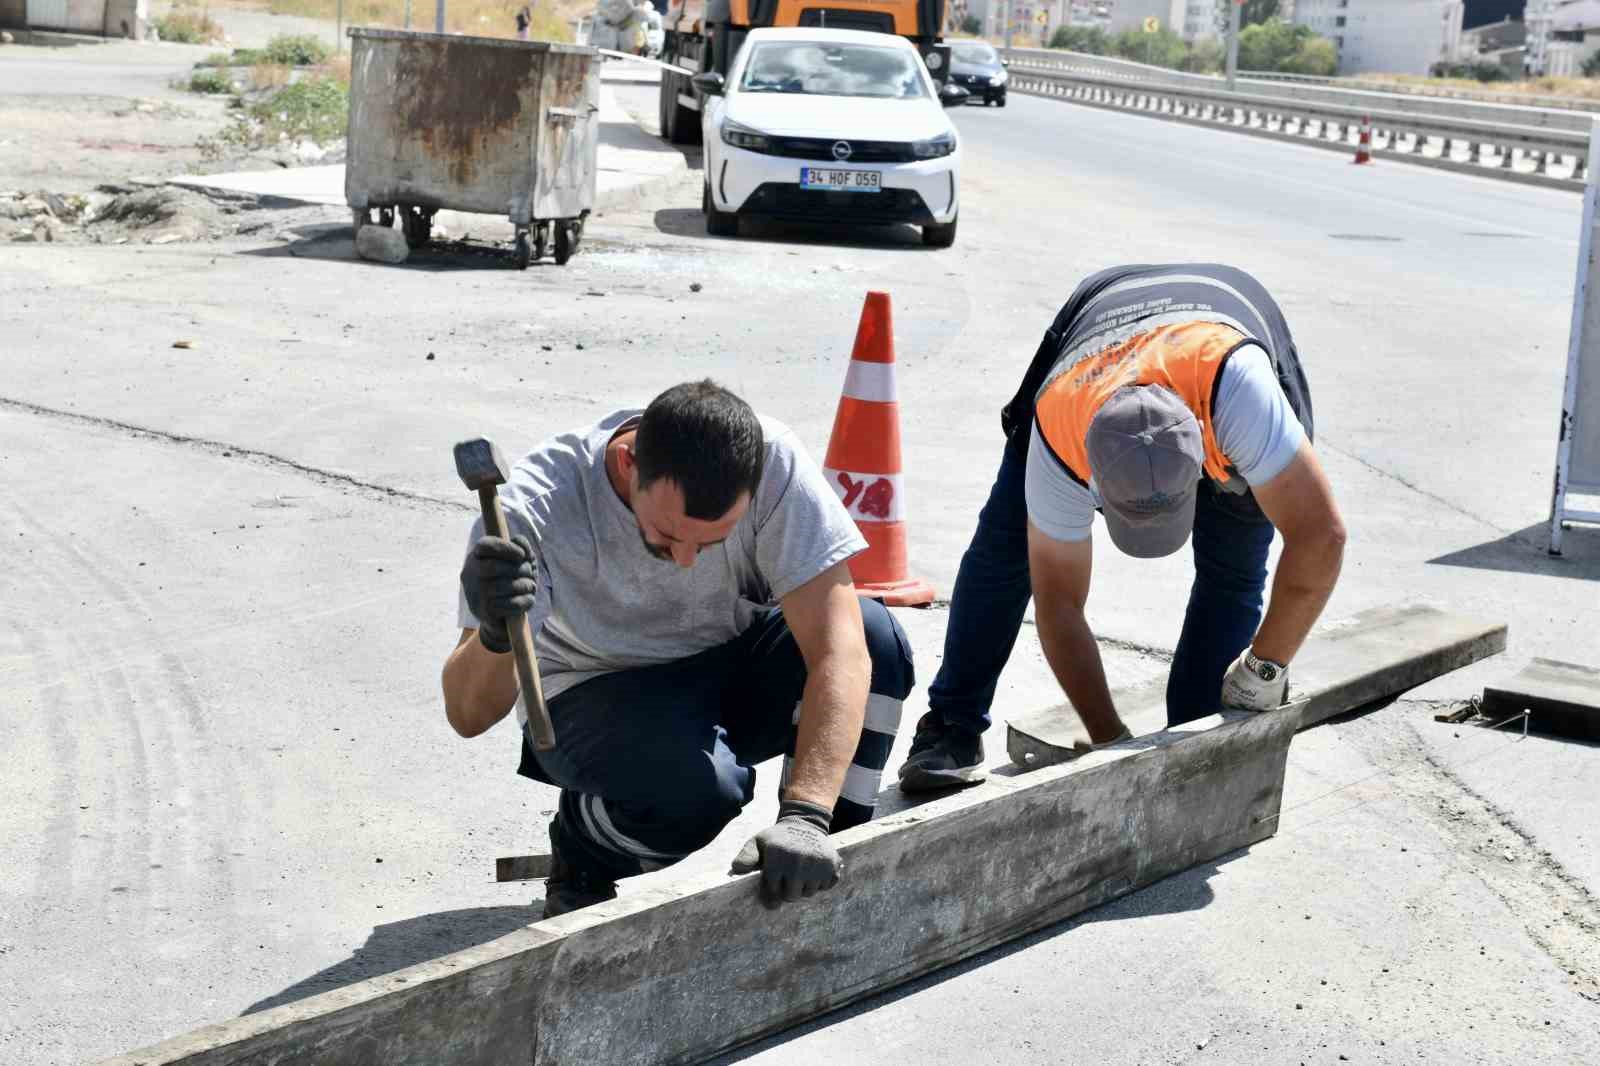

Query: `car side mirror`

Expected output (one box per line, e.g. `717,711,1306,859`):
940,83,970,108
692,71,725,96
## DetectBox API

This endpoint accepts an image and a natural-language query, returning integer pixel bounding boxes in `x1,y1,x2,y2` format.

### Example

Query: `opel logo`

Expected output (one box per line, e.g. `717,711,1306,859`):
831,140,852,161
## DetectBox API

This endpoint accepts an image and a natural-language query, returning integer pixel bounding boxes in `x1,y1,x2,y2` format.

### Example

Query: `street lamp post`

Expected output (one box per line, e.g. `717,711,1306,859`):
1225,0,1241,91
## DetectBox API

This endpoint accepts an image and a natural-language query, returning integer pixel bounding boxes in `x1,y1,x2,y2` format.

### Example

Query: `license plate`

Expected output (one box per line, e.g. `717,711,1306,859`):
799,167,881,193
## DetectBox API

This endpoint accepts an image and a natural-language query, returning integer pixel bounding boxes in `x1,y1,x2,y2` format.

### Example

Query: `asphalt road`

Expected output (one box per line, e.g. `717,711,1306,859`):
2,77,1597,1065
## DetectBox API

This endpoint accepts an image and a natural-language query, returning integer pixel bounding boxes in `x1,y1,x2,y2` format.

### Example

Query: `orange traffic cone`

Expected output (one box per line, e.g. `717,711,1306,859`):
1353,115,1373,165
822,292,936,608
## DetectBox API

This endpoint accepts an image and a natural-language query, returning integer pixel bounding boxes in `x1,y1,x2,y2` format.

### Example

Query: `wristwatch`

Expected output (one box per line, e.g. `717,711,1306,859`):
1243,648,1288,683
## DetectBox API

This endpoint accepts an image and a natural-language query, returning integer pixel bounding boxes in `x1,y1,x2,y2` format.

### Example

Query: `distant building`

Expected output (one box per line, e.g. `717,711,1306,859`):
1291,0,1465,74
1545,0,1600,73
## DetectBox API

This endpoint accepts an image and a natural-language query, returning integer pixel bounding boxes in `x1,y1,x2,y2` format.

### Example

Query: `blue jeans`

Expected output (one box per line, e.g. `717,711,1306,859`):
521,599,915,883
927,431,1275,733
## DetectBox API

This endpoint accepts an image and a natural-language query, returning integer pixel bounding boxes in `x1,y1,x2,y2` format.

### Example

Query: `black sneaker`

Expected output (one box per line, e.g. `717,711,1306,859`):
897,712,987,793
540,822,618,919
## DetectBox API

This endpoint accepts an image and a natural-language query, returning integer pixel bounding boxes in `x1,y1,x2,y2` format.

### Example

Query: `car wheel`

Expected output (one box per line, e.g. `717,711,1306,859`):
704,182,738,237
922,215,957,249
997,93,1007,108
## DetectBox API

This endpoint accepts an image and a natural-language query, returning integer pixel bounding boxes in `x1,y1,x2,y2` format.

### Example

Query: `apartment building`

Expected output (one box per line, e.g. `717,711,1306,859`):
1292,0,1465,74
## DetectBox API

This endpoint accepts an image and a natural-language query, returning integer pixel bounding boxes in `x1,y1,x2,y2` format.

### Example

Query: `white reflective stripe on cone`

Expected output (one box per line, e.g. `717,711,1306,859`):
822,468,905,523
841,360,898,404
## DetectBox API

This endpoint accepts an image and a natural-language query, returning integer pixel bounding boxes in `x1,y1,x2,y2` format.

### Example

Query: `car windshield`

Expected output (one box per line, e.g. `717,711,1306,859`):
950,43,998,65
739,42,927,99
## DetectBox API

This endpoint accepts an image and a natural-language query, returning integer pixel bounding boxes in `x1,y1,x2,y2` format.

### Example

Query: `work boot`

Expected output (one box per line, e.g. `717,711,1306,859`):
540,820,618,919
896,712,986,793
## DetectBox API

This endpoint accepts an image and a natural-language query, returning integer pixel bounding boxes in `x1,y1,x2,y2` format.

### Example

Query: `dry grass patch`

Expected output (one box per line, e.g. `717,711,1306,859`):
251,62,292,89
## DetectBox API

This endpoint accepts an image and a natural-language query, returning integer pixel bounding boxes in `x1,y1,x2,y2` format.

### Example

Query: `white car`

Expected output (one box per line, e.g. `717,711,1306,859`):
695,27,964,248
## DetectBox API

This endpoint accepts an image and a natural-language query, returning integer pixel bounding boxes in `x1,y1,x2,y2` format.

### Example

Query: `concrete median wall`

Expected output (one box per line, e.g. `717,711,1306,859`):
103,709,1297,1066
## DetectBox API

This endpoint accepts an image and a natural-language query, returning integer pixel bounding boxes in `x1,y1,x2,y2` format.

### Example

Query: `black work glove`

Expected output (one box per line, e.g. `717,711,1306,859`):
729,799,841,909
459,534,537,654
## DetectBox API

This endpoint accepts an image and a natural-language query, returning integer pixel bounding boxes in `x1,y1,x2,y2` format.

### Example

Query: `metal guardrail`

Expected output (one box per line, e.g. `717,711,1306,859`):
1239,67,1600,115
1003,66,1590,188
1002,47,1595,134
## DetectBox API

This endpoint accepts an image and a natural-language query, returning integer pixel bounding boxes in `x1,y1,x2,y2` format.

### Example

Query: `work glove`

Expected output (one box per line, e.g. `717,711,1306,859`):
460,534,537,654
1220,648,1289,712
730,800,841,910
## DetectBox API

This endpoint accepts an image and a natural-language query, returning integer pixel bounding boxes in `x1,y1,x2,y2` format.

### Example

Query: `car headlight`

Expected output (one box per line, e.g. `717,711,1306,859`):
991,71,1007,86
721,120,772,153
912,131,957,160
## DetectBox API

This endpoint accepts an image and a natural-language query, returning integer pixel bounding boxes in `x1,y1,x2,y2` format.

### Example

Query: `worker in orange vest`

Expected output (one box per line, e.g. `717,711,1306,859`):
900,264,1346,791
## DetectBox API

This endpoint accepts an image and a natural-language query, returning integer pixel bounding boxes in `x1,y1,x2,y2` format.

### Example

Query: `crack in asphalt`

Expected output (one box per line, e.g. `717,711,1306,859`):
0,394,469,515
1319,438,1514,538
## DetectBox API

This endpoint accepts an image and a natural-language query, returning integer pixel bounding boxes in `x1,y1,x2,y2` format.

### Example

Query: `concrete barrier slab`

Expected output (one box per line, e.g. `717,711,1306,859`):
1007,603,1507,769
1481,657,1600,741
103,708,1296,1066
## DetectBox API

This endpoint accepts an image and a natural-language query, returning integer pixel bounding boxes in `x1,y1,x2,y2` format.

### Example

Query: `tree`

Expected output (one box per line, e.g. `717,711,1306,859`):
1237,17,1312,72
1583,50,1600,78
959,13,981,35
1283,37,1337,76
1048,25,1109,54
1239,0,1281,28
1183,37,1227,74
1111,26,1187,69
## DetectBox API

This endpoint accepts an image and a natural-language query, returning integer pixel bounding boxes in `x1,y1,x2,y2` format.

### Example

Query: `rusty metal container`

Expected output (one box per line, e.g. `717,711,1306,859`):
345,29,599,267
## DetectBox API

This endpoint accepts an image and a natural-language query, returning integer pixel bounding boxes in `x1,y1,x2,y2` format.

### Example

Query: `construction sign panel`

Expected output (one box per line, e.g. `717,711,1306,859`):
1549,119,1600,552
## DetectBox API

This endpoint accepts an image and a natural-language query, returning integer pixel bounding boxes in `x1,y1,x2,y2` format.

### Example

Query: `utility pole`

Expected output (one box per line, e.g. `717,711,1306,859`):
1225,0,1241,90
1004,0,1014,49
435,0,445,33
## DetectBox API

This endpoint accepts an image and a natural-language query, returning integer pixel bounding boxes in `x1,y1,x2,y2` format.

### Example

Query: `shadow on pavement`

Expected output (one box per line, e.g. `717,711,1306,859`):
703,850,1240,1064
240,904,542,1015
1428,523,1600,581
652,207,931,251
240,223,553,273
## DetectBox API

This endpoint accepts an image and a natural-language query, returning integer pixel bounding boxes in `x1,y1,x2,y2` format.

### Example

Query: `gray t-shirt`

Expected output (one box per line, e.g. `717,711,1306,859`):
1025,344,1307,542
457,409,866,717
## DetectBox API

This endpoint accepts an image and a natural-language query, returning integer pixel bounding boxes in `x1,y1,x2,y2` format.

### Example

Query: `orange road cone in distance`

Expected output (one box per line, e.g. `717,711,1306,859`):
1353,115,1373,165
822,291,936,607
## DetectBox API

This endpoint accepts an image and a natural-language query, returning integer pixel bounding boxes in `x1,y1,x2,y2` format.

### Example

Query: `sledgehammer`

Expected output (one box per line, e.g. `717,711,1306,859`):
453,437,557,751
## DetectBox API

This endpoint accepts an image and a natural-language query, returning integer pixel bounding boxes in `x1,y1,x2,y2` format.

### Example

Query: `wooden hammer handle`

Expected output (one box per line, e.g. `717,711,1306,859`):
477,486,556,752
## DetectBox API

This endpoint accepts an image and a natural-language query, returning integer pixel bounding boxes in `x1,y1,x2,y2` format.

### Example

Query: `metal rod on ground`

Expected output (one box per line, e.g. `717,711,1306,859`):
1485,709,1531,738
1226,0,1241,92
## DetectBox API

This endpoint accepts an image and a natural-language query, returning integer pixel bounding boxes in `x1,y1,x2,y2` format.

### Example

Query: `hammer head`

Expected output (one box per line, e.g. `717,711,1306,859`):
453,438,510,492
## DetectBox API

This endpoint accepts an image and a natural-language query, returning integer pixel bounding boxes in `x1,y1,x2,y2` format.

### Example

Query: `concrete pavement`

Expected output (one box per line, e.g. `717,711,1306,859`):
2,80,1597,1065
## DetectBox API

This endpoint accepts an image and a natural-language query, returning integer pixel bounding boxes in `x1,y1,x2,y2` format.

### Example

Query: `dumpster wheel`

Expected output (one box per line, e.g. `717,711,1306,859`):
514,229,533,270
554,217,584,266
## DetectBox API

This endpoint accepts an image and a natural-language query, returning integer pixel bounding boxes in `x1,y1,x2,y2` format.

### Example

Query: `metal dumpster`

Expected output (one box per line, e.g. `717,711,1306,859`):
345,29,599,267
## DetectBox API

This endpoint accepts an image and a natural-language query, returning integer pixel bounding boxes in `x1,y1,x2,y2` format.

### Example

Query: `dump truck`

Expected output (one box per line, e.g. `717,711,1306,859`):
656,0,950,143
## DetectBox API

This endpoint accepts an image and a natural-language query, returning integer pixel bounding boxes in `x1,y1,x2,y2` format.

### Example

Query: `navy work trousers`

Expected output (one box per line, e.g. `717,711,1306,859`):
925,429,1275,735
520,598,914,883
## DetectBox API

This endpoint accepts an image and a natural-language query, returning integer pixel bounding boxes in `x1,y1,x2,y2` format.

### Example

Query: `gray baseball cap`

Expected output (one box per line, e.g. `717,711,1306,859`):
1086,384,1204,558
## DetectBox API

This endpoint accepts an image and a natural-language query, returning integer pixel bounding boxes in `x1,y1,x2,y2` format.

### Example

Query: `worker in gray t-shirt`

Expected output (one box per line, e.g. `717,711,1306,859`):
899,264,1345,792
441,381,913,917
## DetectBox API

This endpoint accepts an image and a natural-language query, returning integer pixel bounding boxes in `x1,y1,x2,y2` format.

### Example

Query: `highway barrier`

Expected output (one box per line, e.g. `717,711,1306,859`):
1000,58,1589,190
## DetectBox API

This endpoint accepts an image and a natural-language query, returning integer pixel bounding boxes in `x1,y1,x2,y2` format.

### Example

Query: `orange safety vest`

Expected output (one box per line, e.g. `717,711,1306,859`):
1034,321,1252,487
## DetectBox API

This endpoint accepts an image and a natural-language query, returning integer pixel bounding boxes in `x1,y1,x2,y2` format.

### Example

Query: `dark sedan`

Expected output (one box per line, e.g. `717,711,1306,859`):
947,40,1007,107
